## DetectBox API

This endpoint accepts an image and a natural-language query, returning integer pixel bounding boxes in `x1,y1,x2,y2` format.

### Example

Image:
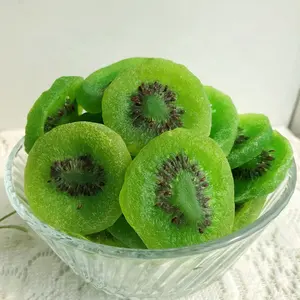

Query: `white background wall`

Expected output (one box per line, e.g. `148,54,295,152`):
0,0,300,130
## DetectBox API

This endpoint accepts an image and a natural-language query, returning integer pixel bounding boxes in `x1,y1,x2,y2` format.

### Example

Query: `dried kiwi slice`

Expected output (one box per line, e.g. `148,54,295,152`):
120,128,234,249
204,86,238,155
73,112,103,123
107,215,147,249
86,231,128,247
73,229,128,248
102,58,211,156
233,131,293,203
227,113,273,169
233,197,266,232
25,76,83,153
24,122,131,235
77,57,150,113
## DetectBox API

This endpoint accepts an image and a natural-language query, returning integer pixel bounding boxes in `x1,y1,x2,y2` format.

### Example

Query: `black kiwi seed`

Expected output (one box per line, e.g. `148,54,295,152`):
232,150,275,180
44,97,76,132
154,152,212,234
76,203,83,210
48,154,105,197
234,127,249,146
130,82,185,134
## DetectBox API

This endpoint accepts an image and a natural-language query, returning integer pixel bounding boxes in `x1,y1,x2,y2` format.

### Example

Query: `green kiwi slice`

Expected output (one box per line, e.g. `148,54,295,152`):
120,128,234,249
86,231,128,248
107,215,147,249
102,58,211,156
233,197,266,232
233,130,293,203
227,113,273,169
204,86,238,155
69,231,127,248
77,57,150,113
25,76,84,153
73,112,103,123
24,122,131,235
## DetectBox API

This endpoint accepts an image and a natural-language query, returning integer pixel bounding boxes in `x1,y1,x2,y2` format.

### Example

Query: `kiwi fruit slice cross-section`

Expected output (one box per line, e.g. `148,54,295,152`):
204,86,238,156
25,76,84,153
107,215,147,249
233,197,266,232
102,58,211,156
77,57,150,113
86,231,128,248
24,122,132,235
233,130,293,203
120,128,234,249
227,113,273,169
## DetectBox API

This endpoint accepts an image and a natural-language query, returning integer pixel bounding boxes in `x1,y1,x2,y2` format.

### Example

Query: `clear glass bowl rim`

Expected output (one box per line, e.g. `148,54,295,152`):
4,137,297,259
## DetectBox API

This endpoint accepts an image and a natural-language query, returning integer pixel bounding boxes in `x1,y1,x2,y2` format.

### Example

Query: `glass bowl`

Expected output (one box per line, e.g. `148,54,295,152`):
4,137,297,299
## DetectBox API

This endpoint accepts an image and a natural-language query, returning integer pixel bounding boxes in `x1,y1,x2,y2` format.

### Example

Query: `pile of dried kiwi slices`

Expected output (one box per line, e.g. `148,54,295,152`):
23,57,293,249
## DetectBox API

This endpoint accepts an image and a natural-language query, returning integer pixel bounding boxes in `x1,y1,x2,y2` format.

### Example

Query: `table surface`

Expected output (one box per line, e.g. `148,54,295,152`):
0,128,300,300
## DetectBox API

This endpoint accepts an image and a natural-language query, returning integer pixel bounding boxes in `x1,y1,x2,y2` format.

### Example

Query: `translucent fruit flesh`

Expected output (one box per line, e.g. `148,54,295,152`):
24,122,132,235
233,197,266,232
77,57,150,113
227,113,273,169
233,131,293,203
22,57,295,251
107,215,147,249
120,128,234,249
204,86,238,155
102,58,211,156
25,76,84,153
74,112,103,123
86,231,128,247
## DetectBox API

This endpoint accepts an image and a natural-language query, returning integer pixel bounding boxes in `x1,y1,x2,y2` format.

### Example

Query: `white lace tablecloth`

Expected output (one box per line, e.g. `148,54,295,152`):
0,128,299,300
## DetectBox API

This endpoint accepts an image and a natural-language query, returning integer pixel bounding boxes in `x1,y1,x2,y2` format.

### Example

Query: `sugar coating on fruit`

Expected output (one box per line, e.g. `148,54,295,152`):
77,57,150,113
234,127,250,146
44,96,77,132
102,58,211,156
234,130,293,203
25,76,84,153
120,128,234,249
24,122,132,235
233,197,266,232
204,86,238,156
232,150,275,180
155,152,212,233
227,113,273,169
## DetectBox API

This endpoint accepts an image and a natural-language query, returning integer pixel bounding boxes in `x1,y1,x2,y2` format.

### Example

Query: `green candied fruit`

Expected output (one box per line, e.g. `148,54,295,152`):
73,112,103,124
204,86,238,155
25,76,84,153
86,231,128,248
107,215,147,249
120,128,234,249
227,113,273,169
233,197,266,232
102,58,211,156
233,131,293,203
77,57,150,113
24,122,131,235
